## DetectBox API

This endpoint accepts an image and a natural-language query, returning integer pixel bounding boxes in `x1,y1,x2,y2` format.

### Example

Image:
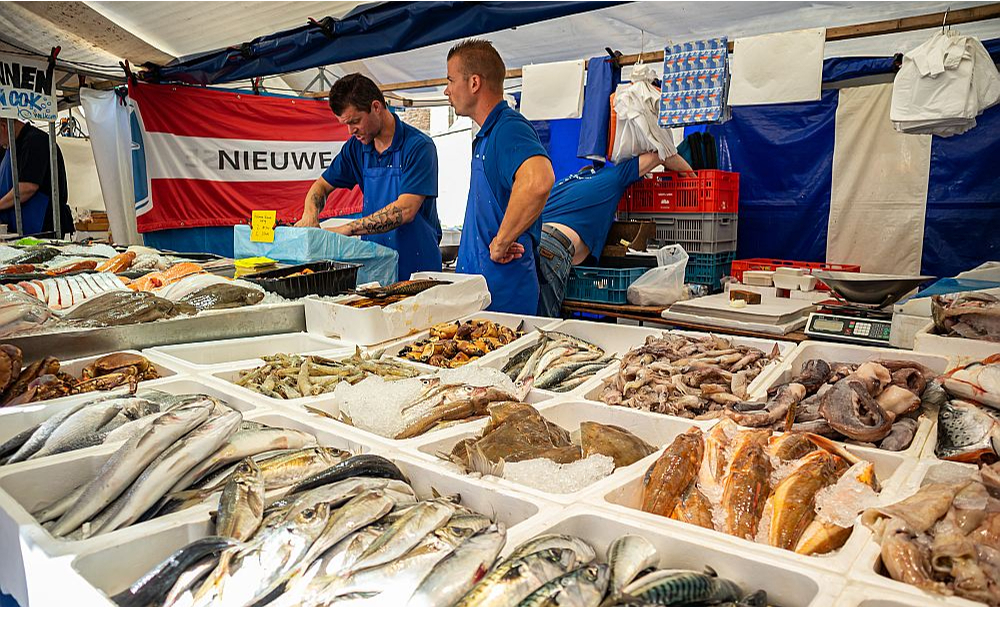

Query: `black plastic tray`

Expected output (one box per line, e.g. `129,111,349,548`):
597,254,659,269
240,260,360,299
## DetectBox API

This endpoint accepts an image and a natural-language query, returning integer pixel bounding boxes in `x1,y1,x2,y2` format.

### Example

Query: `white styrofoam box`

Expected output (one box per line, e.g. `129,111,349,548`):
409,399,715,505
755,342,950,458
833,582,954,607
303,272,491,347
0,410,370,606
848,459,986,608
588,439,918,579
62,454,551,607
505,505,844,606
143,332,350,371
913,322,1000,366
889,313,931,350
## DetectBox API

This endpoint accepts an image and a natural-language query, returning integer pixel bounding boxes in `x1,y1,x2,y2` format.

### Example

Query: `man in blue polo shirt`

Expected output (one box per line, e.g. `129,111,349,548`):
537,151,693,317
445,40,555,315
295,73,442,281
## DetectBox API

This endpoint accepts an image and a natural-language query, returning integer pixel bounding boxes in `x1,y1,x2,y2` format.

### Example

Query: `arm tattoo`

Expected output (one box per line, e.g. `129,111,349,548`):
311,192,326,214
352,205,404,235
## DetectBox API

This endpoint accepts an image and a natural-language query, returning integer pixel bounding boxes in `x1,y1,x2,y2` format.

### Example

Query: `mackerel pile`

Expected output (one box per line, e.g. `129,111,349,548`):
502,329,613,393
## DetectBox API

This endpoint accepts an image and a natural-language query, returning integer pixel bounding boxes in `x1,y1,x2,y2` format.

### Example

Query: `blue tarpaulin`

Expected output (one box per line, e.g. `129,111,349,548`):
146,1,625,85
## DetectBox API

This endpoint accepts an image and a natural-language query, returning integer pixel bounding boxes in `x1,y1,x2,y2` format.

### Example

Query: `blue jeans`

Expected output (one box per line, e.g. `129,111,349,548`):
536,229,574,318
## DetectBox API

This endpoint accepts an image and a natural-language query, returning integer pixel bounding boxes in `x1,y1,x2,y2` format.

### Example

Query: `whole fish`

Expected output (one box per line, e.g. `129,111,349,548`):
671,485,716,530
620,569,741,606
86,408,243,537
640,427,704,518
162,555,226,607
519,563,610,607
51,399,216,537
768,450,843,550
456,548,577,607
217,458,265,542
111,537,238,607
509,533,596,564
605,535,659,602
4,395,122,464
178,283,264,311
408,523,507,607
720,430,772,540
941,354,1000,409
28,397,153,461
354,279,445,299
935,399,1000,462
350,498,455,572
62,290,196,327
287,454,407,495
699,420,734,491
0,423,42,463
580,421,656,468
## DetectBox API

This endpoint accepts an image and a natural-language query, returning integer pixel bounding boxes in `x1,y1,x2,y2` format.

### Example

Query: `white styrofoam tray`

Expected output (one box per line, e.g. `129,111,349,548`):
0,377,270,473
409,398,716,505
753,341,950,458
833,581,955,607
587,437,919,578
913,321,1000,367
0,409,369,606
142,332,350,371
61,454,553,607
505,505,844,606
848,459,987,608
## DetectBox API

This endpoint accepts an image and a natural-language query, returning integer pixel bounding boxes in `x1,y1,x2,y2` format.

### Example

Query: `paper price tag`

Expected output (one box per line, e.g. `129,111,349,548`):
250,210,276,243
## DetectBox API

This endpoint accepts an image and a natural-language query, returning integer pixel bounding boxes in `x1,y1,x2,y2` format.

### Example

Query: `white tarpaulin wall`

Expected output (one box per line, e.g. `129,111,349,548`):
56,136,106,219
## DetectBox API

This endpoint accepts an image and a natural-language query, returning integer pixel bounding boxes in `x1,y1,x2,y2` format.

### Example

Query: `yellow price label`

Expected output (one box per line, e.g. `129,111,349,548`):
250,210,276,243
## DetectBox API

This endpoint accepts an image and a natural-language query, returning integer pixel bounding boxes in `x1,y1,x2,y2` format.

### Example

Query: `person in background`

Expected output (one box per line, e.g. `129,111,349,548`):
295,73,442,281
0,117,73,237
537,151,693,317
444,39,555,315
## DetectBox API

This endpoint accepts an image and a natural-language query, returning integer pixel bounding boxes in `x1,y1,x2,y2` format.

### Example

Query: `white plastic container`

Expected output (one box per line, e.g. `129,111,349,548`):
753,341,950,458
833,582,942,606
0,410,370,606
143,332,349,371
848,459,986,608
913,322,1000,366
303,272,491,346
505,505,844,606
410,399,713,505
588,439,918,578
61,455,551,607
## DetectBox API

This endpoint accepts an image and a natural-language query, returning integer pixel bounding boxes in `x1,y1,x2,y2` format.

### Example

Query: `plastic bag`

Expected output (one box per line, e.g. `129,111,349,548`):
627,244,689,306
611,64,678,163
234,225,398,285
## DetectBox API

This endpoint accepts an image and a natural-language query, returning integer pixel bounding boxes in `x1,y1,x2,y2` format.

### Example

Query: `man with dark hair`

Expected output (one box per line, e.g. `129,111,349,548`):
537,151,693,317
0,118,72,237
445,40,555,314
295,73,442,281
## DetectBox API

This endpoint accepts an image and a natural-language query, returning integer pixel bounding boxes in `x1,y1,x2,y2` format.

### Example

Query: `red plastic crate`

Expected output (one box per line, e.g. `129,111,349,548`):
618,169,739,214
730,259,862,291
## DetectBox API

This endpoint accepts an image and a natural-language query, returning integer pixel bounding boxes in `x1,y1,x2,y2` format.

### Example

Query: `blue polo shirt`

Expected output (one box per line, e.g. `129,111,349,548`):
474,101,550,248
321,112,441,233
541,157,640,257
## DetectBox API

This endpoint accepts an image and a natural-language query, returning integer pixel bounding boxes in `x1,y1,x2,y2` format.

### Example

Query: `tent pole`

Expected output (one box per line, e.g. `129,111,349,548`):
48,122,62,240
6,121,24,236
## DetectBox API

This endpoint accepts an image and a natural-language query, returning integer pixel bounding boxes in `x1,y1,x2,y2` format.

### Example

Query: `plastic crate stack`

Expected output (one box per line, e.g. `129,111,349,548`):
618,169,739,292
564,266,649,305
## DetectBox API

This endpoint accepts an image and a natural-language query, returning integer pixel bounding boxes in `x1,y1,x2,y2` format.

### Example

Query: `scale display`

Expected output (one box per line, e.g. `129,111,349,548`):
805,312,893,346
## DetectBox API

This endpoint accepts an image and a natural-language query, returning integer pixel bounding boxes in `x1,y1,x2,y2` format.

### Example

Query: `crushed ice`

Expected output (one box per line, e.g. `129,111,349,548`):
813,461,881,528
503,454,615,494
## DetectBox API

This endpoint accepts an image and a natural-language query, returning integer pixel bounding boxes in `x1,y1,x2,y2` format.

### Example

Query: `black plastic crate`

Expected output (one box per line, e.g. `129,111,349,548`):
241,260,360,299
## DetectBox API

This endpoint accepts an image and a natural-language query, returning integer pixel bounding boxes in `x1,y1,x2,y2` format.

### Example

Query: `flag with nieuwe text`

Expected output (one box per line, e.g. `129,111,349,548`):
128,81,362,233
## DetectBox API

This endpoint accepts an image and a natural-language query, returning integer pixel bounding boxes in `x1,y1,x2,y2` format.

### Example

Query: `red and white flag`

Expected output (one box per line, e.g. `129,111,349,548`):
128,81,362,233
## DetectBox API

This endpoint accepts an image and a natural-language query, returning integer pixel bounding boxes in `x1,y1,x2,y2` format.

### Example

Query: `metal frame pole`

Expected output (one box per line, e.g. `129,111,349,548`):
47,121,61,239
6,121,23,236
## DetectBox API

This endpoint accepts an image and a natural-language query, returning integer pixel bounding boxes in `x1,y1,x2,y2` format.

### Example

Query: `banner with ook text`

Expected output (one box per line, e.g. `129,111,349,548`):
128,81,362,233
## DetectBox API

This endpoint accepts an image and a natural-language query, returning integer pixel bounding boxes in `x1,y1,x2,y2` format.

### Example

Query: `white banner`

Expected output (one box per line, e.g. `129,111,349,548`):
0,54,57,122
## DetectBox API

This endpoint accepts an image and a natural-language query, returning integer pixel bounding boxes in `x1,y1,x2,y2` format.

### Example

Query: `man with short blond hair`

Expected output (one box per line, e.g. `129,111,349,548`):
445,39,555,314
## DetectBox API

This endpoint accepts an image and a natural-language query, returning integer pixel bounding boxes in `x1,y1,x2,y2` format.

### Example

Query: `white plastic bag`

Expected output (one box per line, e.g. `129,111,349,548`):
611,64,678,163
627,244,689,306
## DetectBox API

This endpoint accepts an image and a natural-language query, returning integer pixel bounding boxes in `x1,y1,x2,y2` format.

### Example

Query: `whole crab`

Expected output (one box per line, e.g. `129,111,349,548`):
74,353,159,394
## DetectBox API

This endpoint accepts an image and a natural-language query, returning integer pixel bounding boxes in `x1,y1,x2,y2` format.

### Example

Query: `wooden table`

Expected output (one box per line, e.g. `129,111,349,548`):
561,299,811,343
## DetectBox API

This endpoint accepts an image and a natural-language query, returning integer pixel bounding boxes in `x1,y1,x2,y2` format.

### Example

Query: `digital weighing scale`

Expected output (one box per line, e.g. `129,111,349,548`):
804,272,933,346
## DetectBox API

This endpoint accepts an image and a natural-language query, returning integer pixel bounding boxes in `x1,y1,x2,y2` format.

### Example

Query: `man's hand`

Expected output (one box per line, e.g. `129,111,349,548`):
329,223,354,236
489,238,524,264
294,213,320,228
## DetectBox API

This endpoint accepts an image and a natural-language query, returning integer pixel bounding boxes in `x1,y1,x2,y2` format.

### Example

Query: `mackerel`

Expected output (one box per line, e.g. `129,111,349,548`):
456,548,577,607
605,534,659,601
519,562,610,607
408,523,506,606
350,498,455,572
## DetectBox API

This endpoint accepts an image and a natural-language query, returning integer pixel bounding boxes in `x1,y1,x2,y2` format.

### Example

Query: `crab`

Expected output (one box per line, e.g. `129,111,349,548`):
3,372,75,406
1,357,60,405
80,353,158,382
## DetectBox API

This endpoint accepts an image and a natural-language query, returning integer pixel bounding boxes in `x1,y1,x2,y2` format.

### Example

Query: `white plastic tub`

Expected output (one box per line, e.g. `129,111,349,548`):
589,438,918,578
143,332,349,371
505,505,843,606
0,410,368,606
410,399,713,505
913,322,1000,367
62,454,551,607
848,459,986,608
753,341,950,458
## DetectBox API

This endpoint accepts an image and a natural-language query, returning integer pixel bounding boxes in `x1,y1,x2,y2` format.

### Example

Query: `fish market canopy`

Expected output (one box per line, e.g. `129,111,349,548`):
2,1,999,99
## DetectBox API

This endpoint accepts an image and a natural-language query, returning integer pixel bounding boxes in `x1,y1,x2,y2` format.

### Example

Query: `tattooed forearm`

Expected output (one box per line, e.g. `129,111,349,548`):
350,205,405,235
311,192,326,214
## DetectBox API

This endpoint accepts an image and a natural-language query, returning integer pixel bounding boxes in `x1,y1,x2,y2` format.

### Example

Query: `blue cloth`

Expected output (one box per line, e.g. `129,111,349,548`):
456,101,548,315
536,229,574,317
0,149,48,235
145,226,235,257
321,113,442,280
577,55,619,160
541,157,640,257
